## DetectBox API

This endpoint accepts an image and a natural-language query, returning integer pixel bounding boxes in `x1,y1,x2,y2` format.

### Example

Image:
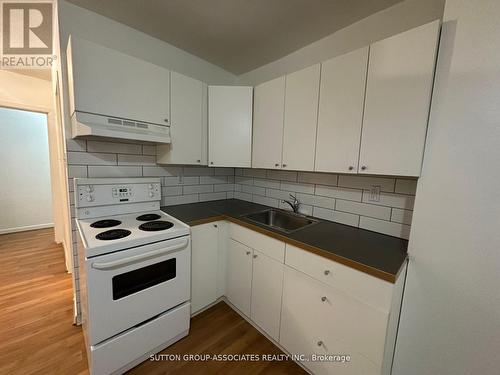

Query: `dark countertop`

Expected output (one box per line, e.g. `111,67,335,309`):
161,199,408,283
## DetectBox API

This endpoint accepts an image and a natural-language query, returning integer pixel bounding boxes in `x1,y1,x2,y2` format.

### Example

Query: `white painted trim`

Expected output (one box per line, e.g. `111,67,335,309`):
0,223,54,235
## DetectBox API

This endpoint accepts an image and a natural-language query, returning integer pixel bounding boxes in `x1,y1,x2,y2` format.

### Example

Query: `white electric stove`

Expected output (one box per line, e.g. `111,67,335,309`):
75,177,191,375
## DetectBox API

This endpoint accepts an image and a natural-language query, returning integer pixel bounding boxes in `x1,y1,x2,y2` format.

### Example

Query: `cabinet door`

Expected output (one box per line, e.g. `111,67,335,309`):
68,36,170,126
250,250,284,341
280,267,386,375
359,20,440,176
252,76,286,169
208,86,253,167
157,72,204,165
226,239,253,316
315,47,368,174
282,64,320,171
191,223,219,314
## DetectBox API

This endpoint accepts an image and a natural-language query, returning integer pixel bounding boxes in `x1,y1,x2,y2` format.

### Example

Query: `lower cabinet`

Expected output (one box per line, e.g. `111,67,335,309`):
190,222,219,314
250,249,284,342
191,222,405,375
280,267,388,375
226,239,253,316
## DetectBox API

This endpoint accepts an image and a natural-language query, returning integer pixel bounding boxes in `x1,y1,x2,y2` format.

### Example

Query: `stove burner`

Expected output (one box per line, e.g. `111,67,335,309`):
95,229,131,241
90,219,122,228
136,213,162,221
139,220,174,232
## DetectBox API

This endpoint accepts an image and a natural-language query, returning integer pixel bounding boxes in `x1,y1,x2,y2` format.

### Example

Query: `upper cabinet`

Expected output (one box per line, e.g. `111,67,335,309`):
208,86,253,167
251,20,439,177
67,36,171,143
359,20,440,176
315,47,369,174
252,76,286,169
157,72,207,165
282,64,321,171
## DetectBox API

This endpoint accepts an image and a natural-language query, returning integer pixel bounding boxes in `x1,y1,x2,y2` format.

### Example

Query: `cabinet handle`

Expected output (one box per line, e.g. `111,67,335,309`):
361,166,367,170
253,254,257,259
275,163,279,167
317,341,323,347
164,119,169,123
324,270,330,276
348,166,354,171
210,161,214,165
213,224,218,228
282,164,287,168
246,251,251,255
321,296,327,302
197,159,201,163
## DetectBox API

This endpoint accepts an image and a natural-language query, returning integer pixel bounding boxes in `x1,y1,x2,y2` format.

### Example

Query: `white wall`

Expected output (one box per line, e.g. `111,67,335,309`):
393,1,500,374
238,0,444,85
0,70,52,110
0,108,53,233
58,0,236,85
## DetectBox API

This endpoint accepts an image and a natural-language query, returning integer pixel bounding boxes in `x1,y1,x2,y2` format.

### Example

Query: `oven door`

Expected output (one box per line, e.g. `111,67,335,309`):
85,235,190,345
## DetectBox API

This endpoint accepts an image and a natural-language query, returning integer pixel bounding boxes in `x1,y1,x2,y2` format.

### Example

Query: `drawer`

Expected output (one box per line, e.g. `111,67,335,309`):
280,267,388,372
91,303,190,375
229,223,285,262
285,244,393,312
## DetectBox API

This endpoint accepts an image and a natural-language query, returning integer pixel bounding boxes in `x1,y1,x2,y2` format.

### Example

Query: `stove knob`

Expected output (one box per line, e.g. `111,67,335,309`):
86,185,93,193
149,184,154,189
86,195,94,202
149,192,154,197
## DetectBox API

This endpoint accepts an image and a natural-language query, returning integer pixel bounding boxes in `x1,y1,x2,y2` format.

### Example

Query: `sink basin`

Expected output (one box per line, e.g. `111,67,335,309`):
242,209,318,233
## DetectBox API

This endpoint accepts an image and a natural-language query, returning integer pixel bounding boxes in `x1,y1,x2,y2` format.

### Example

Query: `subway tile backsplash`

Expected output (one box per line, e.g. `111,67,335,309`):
233,168,416,240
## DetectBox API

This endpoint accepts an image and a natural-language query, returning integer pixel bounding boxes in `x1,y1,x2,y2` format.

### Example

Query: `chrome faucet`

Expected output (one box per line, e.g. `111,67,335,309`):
282,194,300,213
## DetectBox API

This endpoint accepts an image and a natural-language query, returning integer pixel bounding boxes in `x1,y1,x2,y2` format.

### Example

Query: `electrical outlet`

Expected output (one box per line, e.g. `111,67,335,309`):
369,185,381,202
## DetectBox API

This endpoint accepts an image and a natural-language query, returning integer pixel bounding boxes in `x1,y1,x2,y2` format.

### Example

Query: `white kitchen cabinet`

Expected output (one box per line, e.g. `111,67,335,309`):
359,20,440,176
67,36,170,127
250,249,284,341
157,72,207,165
252,76,286,169
190,222,219,314
225,239,253,316
315,47,369,174
282,64,321,171
208,86,253,167
280,267,388,375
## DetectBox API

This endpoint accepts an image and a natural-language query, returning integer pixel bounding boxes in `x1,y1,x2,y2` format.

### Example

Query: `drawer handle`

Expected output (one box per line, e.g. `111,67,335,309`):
321,296,327,302
317,341,323,347
253,254,258,258
213,224,218,228
246,251,251,255
324,270,331,276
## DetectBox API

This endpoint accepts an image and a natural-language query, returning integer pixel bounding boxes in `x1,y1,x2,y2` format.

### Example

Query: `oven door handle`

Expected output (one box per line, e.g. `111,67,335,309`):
91,238,189,270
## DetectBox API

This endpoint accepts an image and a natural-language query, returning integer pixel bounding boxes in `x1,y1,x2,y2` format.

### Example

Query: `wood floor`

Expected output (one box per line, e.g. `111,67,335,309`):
0,228,306,375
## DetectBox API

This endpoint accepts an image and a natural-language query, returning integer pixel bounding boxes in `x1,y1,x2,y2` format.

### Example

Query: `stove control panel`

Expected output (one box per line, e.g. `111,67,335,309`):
76,182,161,207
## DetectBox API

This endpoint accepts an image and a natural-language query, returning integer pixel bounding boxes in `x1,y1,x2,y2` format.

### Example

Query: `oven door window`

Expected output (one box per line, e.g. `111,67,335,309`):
112,258,176,300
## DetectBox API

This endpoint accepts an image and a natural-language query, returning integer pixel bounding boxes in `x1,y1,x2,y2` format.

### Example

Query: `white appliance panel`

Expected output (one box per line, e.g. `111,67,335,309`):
86,236,191,345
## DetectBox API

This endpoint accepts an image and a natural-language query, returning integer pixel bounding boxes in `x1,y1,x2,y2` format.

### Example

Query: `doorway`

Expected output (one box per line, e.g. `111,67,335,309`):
0,107,53,234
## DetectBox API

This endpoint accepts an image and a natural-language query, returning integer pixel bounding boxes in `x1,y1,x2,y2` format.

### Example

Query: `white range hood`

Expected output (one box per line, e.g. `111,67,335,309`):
71,111,170,143
66,36,171,144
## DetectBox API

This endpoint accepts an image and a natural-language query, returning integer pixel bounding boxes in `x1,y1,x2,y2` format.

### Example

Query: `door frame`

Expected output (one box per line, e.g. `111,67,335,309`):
0,96,73,273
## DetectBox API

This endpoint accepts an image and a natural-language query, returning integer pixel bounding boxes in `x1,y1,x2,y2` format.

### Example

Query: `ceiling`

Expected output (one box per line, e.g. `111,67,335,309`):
65,0,402,75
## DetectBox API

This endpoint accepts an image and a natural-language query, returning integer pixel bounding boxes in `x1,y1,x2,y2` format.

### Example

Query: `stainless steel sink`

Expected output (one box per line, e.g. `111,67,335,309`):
242,209,318,233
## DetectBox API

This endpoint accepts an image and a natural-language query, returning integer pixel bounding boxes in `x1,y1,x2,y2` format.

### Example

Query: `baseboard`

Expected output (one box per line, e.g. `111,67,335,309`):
190,296,225,317
0,223,54,235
